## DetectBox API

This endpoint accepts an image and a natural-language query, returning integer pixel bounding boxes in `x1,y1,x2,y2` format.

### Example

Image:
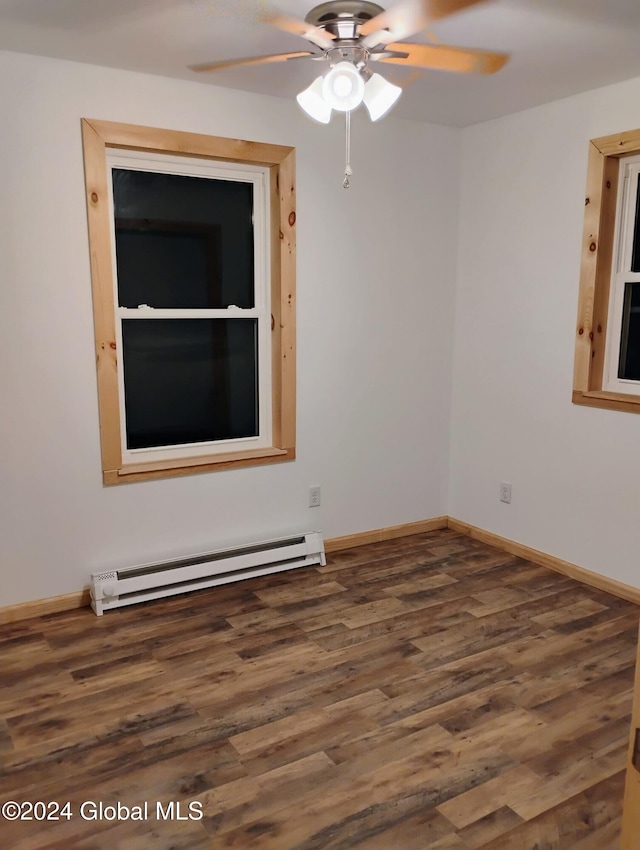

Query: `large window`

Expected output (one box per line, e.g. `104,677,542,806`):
82,120,296,483
574,128,640,414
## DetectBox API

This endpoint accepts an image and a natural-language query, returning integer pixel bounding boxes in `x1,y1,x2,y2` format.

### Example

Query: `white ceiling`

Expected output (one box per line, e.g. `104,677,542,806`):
1,0,640,126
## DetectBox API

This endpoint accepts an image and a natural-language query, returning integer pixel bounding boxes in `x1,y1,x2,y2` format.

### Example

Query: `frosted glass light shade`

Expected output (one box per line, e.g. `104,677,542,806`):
363,73,402,121
322,62,365,112
296,77,332,123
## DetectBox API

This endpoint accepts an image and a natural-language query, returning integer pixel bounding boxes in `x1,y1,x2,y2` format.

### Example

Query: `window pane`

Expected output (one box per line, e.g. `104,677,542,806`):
122,319,258,450
632,174,640,272
618,282,640,380
112,169,254,308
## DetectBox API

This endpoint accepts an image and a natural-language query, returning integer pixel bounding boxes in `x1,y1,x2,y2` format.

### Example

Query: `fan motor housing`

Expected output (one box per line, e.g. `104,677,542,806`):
305,1,385,39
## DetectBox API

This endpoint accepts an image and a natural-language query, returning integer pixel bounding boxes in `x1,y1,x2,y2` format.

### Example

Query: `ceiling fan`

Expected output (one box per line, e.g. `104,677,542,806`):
191,0,508,113
191,0,508,185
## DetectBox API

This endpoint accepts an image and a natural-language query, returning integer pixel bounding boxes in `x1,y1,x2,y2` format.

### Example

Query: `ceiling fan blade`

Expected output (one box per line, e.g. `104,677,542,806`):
190,51,313,73
260,12,336,50
379,42,509,74
361,0,488,46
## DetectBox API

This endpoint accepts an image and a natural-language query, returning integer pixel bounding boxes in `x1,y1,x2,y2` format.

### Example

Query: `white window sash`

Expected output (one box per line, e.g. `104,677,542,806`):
603,156,640,395
105,149,272,463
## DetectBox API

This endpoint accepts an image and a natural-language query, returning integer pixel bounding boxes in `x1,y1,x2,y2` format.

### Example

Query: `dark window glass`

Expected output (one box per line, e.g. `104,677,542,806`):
112,169,254,308
122,319,258,450
632,174,640,272
618,282,640,380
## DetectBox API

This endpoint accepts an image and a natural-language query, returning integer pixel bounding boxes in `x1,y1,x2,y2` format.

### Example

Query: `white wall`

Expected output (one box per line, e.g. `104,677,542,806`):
450,76,640,589
0,50,459,607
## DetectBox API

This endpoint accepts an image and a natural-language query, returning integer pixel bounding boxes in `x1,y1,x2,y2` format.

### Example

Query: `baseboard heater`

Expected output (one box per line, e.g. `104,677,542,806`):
90,531,325,616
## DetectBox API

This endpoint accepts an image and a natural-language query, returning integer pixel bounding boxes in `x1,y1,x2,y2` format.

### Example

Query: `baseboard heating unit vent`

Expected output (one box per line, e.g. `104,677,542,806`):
90,531,325,616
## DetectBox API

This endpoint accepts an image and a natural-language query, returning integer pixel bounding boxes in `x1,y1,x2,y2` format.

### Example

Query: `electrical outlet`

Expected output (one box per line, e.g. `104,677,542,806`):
309,486,321,508
500,482,512,504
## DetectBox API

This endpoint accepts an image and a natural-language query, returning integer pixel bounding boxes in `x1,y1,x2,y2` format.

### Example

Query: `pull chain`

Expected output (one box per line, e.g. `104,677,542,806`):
343,110,352,189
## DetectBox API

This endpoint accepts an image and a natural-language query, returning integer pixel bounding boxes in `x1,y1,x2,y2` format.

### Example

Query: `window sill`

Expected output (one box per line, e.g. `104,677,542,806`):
572,389,640,414
104,446,294,485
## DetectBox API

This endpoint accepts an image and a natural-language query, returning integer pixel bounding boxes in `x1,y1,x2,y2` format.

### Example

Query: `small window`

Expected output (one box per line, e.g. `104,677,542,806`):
573,128,640,414
603,156,640,394
82,120,297,483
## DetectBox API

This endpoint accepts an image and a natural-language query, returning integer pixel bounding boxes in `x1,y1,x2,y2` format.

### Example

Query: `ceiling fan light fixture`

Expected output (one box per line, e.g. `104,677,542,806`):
363,72,402,121
296,76,332,123
322,61,365,112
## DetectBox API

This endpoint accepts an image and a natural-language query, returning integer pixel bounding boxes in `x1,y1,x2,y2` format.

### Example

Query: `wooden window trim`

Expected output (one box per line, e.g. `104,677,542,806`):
573,127,640,413
81,118,296,484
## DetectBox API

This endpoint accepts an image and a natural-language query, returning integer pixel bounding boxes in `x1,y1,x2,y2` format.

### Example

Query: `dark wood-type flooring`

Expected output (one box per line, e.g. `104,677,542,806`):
1,529,638,849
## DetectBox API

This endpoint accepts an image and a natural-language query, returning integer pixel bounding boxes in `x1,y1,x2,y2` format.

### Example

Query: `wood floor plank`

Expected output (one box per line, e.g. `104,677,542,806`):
348,805,458,849
510,740,629,821
196,751,335,835
472,771,627,849
0,530,636,849
229,689,386,757
456,805,524,849
437,764,539,829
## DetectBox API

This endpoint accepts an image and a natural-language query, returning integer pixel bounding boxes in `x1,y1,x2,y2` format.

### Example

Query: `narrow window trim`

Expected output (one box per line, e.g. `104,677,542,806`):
81,118,296,484
573,127,640,414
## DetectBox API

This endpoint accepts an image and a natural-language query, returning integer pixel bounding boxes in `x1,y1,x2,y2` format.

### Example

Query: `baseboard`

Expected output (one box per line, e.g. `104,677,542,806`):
0,520,449,624
448,517,640,606
0,589,91,626
325,517,449,552
2,515,638,625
